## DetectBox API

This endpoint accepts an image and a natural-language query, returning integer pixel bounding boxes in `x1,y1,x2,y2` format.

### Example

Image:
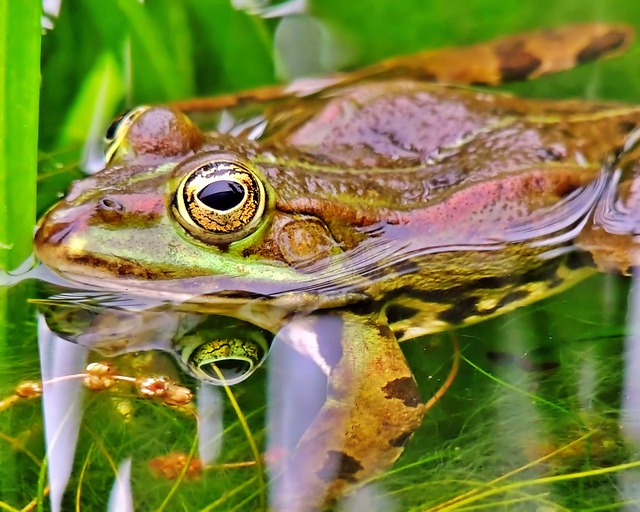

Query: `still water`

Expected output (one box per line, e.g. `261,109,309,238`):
1,250,638,510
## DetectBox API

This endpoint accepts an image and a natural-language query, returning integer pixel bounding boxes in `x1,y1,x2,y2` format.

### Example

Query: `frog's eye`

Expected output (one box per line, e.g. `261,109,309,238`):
183,336,269,385
104,106,150,164
172,159,267,244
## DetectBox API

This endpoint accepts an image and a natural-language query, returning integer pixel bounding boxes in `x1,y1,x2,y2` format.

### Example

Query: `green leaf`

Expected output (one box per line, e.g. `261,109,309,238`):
57,51,125,148
117,0,192,102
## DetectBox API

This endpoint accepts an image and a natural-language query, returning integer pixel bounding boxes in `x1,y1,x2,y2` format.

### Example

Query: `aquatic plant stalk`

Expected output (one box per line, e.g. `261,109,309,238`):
0,0,41,270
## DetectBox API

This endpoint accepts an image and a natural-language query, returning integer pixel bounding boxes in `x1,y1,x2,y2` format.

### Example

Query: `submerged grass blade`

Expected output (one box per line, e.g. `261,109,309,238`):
432,457,640,511
213,371,266,511
199,476,258,512
75,445,97,512
428,431,595,511
156,423,199,512
461,354,582,425
0,501,20,512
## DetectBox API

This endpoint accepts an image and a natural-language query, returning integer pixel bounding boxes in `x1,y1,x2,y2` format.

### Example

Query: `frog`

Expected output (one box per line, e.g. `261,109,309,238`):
34,23,640,511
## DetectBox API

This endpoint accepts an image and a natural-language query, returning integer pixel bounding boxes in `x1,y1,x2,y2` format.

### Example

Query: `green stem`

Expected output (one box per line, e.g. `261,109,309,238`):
0,5,40,509
0,0,41,271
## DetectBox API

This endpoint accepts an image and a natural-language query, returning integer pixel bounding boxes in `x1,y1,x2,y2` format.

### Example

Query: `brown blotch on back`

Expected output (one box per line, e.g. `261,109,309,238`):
438,295,480,324
389,431,413,448
566,250,595,270
554,180,580,199
495,40,542,82
386,304,421,324
392,328,407,340
619,119,637,135
316,450,364,483
577,30,629,63
495,289,530,310
382,377,422,408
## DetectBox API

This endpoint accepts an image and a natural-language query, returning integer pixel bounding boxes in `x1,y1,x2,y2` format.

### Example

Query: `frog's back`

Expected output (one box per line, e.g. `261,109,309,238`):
259,81,635,167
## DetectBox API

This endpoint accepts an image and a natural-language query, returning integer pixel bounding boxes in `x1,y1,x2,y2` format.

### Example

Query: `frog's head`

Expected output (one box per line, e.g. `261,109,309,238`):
35,106,355,300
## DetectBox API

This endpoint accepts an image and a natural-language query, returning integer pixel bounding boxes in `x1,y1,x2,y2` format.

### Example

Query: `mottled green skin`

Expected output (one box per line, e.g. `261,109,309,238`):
34,23,640,511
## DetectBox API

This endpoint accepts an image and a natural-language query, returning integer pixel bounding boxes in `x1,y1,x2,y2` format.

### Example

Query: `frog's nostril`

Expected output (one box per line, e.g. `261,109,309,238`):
98,197,124,211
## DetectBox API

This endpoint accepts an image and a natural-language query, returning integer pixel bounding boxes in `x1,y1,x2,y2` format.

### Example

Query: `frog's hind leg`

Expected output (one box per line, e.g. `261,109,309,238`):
267,311,425,511
170,24,632,120
360,23,633,85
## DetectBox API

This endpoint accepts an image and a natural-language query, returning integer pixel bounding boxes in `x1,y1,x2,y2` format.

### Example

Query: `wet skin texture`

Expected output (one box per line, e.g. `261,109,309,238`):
35,23,640,511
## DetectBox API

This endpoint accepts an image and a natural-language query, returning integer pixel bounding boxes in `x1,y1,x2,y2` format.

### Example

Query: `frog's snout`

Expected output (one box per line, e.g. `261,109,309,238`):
34,201,95,269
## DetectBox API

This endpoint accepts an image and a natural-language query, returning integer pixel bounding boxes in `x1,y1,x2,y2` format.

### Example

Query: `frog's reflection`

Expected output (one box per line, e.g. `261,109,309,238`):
36,286,391,512
37,288,272,386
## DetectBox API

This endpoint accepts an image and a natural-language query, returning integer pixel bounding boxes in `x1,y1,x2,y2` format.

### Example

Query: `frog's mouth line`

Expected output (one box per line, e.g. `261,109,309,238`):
33,233,365,320
33,197,369,303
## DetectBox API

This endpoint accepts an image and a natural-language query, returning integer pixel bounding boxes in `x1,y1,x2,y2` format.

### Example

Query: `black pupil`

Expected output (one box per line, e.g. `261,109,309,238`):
203,360,250,379
198,180,246,211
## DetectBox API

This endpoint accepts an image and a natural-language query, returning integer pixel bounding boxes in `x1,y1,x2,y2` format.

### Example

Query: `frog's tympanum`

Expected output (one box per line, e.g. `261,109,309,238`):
35,24,640,510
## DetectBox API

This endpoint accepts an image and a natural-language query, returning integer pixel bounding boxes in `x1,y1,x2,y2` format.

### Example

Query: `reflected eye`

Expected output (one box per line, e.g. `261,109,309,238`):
185,337,268,385
104,106,149,164
172,158,267,244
